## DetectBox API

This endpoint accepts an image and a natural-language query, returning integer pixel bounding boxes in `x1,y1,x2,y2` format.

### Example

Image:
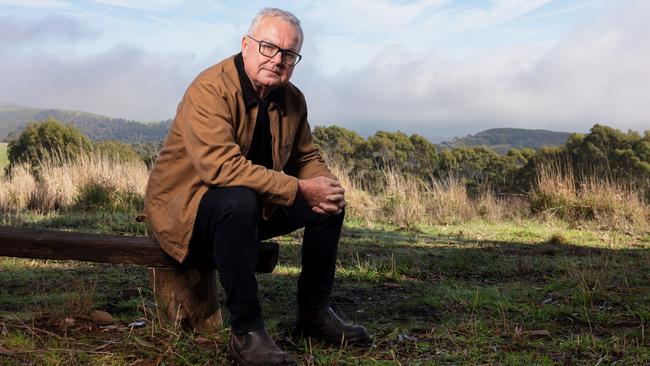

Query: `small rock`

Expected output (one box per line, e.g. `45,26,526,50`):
64,317,75,327
91,310,114,325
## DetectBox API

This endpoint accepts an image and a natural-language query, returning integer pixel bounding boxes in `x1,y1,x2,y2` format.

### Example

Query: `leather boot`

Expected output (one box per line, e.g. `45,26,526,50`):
295,307,372,347
230,328,297,366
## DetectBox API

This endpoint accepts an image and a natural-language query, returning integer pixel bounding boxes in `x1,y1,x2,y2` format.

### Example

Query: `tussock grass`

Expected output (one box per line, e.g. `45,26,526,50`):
3,156,647,232
0,153,148,213
0,164,36,212
530,162,648,231
0,142,8,170
330,164,378,225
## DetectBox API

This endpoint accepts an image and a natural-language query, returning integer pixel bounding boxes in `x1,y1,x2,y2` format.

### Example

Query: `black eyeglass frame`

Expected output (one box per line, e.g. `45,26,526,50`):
246,35,302,66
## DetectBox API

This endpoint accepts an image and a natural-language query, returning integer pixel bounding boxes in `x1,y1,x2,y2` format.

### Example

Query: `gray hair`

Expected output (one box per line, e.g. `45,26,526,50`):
247,8,304,48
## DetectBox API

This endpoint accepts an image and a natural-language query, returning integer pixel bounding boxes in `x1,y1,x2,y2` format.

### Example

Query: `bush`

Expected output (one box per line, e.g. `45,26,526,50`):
74,178,143,212
7,118,92,169
93,140,142,163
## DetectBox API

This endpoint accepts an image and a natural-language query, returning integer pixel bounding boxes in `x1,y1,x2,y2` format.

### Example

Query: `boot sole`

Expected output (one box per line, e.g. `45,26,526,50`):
230,348,297,366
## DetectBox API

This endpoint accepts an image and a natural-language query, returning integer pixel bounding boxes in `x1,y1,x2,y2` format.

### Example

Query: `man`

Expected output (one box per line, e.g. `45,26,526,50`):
144,8,371,366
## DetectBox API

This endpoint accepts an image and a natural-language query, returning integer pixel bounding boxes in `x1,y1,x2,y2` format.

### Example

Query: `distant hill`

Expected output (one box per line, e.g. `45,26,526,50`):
0,104,171,143
439,128,571,153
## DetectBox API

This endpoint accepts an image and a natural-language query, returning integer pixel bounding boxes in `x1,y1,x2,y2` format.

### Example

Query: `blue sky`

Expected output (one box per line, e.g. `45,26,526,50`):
0,0,647,140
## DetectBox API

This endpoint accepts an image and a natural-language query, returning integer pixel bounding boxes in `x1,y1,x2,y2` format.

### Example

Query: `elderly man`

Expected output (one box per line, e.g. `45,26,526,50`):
144,7,371,366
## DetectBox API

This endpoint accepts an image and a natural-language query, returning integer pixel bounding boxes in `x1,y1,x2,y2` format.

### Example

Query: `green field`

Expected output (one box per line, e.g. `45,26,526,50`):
1,210,649,365
0,142,7,170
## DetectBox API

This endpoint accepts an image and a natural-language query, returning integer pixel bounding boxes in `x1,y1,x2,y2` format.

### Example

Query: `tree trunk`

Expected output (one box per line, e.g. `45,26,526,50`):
148,267,223,333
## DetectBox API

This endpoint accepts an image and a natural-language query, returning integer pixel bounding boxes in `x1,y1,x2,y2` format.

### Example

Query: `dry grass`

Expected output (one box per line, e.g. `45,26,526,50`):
0,153,149,213
380,168,428,228
330,164,378,225
333,165,518,227
0,164,37,212
530,162,649,231
2,154,647,231
427,175,476,225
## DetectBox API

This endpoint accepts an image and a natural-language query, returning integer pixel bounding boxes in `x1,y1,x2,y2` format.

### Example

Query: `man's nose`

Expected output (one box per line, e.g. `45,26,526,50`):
270,51,283,65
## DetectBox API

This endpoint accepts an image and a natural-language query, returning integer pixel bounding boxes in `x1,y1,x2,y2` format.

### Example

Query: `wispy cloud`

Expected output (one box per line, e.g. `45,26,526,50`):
303,0,553,73
0,0,646,139
0,14,94,46
0,44,196,121
88,0,184,11
299,0,650,138
0,0,68,8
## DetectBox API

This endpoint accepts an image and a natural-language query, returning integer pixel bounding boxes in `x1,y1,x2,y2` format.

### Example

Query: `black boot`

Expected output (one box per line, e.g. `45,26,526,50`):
230,328,297,366
295,307,372,347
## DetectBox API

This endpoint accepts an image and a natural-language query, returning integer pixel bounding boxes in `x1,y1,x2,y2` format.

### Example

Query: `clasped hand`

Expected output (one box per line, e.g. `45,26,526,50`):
298,176,346,215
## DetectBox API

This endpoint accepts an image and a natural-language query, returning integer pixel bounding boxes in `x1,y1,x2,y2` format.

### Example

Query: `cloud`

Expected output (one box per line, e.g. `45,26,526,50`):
0,13,229,121
303,0,553,74
0,42,198,121
0,14,94,46
0,0,647,141
297,0,650,139
88,0,184,11
0,0,68,8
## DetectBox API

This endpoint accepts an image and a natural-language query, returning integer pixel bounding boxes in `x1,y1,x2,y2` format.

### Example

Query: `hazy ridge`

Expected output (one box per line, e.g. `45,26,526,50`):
439,128,571,153
1,104,571,150
0,104,171,143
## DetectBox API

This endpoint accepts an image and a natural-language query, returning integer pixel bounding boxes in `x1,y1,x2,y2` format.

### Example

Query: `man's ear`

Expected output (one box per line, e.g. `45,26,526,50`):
241,36,248,55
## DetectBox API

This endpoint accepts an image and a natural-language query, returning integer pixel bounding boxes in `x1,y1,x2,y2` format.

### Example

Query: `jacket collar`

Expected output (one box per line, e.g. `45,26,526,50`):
234,53,285,111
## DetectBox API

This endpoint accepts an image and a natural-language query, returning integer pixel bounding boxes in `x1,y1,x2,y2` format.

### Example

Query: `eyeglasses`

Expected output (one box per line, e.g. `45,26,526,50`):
247,36,302,66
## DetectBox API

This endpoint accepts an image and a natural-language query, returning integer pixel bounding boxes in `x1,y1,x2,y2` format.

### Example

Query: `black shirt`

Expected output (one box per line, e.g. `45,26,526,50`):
234,53,273,170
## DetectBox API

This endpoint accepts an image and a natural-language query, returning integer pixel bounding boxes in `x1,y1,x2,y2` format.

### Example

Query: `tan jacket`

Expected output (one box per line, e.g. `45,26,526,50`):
144,54,333,262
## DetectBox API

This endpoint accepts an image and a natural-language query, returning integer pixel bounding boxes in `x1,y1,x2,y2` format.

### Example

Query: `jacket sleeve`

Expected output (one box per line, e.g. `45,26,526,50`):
283,97,337,181
178,80,299,207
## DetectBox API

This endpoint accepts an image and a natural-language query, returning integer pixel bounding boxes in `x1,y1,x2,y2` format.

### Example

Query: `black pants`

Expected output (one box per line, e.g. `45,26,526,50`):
188,186,344,334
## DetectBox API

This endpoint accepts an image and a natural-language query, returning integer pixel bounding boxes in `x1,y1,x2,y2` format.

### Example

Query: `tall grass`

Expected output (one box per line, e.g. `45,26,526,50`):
530,162,648,231
0,152,148,213
1,153,647,231
331,164,513,227
0,164,36,212
0,142,8,170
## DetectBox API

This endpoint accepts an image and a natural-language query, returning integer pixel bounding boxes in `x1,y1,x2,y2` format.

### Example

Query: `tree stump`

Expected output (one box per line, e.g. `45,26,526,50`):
148,267,223,332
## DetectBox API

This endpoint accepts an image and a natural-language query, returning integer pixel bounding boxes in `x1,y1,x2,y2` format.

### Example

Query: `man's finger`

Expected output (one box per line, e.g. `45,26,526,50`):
327,179,341,187
326,194,345,202
326,187,345,196
312,206,327,215
319,202,340,214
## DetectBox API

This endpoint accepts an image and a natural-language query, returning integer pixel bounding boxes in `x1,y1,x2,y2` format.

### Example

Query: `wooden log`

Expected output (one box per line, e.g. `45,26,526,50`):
0,226,279,272
148,267,223,332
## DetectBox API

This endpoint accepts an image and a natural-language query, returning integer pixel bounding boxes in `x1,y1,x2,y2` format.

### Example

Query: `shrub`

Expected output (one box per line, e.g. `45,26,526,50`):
7,118,92,169
93,140,142,163
74,178,143,212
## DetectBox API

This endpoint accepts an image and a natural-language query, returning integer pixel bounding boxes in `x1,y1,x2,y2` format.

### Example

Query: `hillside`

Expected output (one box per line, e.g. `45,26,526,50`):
0,104,171,143
440,127,571,153
0,104,45,142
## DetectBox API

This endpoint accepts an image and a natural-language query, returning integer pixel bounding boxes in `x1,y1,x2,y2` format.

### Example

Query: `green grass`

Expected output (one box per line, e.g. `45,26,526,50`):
1,211,649,365
0,142,8,170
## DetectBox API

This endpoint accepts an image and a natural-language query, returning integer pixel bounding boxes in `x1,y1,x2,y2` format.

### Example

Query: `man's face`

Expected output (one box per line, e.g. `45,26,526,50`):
241,17,302,94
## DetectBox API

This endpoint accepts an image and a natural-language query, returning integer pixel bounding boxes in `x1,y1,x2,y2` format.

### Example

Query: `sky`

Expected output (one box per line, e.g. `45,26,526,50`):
0,0,648,141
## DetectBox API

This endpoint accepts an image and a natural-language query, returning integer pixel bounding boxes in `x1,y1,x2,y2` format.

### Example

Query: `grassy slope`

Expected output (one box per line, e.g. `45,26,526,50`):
1,211,649,365
0,143,7,170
